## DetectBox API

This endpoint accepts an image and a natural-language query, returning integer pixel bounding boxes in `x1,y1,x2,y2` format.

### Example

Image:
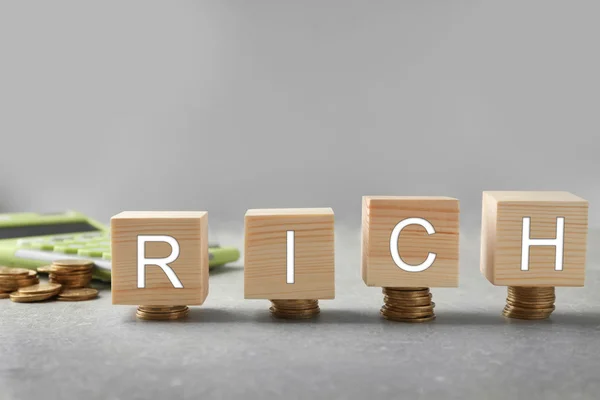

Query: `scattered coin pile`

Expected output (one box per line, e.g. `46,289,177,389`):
136,305,189,320
380,287,436,323
0,267,40,298
269,299,320,319
0,261,99,303
40,259,94,288
503,286,556,320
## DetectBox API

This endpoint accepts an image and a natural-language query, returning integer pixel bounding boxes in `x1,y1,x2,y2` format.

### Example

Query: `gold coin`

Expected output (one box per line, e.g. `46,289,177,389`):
383,296,432,307
18,283,62,294
269,299,319,309
384,292,432,297
270,304,319,311
381,312,436,323
383,287,430,294
138,306,188,313
136,312,189,321
383,287,429,292
0,266,30,277
382,312,434,320
49,270,92,277
49,277,91,289
52,259,94,267
269,299,321,319
136,306,189,320
502,311,551,320
504,306,555,316
270,308,320,319
50,271,92,279
50,266,93,274
50,276,91,283
507,296,556,303
9,291,58,303
0,282,19,290
384,303,436,312
15,278,39,288
16,275,38,284
506,301,555,310
37,265,54,274
506,296,555,304
57,296,97,301
57,288,98,301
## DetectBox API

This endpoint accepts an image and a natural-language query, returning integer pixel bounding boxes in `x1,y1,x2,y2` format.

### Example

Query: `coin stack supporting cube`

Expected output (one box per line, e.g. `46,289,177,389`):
0,267,40,298
244,208,335,319
136,305,190,320
502,286,556,320
269,299,320,319
111,211,210,321
380,287,435,323
361,196,460,322
480,191,589,320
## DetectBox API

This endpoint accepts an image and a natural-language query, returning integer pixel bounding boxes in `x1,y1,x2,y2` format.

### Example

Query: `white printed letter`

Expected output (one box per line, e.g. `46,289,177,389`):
137,235,183,288
521,217,565,271
286,230,295,284
390,218,437,272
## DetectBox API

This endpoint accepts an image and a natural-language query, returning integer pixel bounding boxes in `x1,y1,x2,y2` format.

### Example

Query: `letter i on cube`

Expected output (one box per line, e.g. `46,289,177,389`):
243,208,335,319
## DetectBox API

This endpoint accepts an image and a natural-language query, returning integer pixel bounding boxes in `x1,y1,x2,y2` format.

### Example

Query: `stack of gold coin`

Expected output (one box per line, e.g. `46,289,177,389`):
503,286,555,320
136,305,189,320
380,287,436,323
269,299,320,319
0,267,40,298
9,283,62,303
46,259,94,289
57,288,99,302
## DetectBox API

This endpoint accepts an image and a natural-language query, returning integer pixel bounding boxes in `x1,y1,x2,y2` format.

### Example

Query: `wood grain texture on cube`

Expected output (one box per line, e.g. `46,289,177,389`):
244,208,335,299
480,191,589,287
111,211,209,305
361,196,460,288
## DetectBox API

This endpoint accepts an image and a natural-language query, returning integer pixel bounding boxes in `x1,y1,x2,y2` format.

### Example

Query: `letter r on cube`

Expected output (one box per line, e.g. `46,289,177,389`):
137,235,183,289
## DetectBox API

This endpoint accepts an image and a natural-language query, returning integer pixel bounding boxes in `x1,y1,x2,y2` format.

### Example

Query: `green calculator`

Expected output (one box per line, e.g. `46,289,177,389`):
0,211,241,282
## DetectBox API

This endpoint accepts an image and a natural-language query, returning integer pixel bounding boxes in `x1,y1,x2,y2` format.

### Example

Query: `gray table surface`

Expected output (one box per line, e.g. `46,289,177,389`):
2,230,600,400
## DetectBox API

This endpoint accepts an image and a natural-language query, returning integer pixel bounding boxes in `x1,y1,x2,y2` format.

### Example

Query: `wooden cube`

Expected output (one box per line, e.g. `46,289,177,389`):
481,191,589,287
244,208,335,299
111,211,209,305
361,196,460,288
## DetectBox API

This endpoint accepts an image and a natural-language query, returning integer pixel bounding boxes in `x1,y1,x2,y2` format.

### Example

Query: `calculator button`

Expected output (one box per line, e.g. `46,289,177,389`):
17,239,36,248
49,235,76,241
83,241,109,248
47,238,71,244
78,248,105,257
80,233,105,239
30,242,56,251
54,244,84,254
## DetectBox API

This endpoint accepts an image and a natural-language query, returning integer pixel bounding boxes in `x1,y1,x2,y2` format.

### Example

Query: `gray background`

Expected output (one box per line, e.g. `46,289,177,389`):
1,1,600,399
0,0,598,231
